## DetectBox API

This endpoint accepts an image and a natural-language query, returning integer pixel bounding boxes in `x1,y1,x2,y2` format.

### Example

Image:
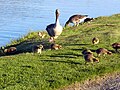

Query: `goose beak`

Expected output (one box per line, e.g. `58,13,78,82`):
56,9,60,15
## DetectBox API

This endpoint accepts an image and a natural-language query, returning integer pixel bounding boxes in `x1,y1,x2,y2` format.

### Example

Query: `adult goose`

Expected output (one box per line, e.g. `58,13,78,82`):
65,14,88,27
46,9,63,42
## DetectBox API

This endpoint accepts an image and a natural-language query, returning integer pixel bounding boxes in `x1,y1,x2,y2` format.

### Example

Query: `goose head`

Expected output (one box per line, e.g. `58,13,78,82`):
55,9,60,19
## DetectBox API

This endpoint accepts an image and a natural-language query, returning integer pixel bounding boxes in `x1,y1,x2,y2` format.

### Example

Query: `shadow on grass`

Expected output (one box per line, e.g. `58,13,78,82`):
64,43,90,47
21,65,34,69
41,59,82,65
70,43,90,46
71,48,83,51
48,52,83,58
0,39,51,56
109,50,119,53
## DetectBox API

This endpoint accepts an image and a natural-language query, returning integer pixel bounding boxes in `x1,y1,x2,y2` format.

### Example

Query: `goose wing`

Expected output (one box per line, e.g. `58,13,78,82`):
46,24,55,37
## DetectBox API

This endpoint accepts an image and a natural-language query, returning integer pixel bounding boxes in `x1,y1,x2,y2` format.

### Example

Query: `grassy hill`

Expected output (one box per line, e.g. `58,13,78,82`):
0,14,120,90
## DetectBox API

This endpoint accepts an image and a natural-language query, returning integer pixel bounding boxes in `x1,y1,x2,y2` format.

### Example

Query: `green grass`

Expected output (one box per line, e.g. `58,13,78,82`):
0,14,120,90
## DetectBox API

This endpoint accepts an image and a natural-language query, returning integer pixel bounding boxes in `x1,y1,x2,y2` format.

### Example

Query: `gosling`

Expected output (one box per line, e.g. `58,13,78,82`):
32,44,43,54
4,47,17,54
38,32,46,38
0,47,5,55
112,42,120,52
84,53,99,64
82,49,99,63
96,48,112,56
51,43,62,50
92,37,99,45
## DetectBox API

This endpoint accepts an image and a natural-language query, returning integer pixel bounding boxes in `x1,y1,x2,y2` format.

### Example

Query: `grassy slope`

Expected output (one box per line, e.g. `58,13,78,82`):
0,14,120,90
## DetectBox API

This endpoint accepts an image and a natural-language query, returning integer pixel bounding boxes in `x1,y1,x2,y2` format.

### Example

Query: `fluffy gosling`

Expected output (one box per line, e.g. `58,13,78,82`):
4,47,17,54
96,48,112,56
82,49,99,63
32,44,43,54
112,42,120,52
84,53,99,64
38,32,46,38
51,43,62,50
92,37,99,45
0,47,5,55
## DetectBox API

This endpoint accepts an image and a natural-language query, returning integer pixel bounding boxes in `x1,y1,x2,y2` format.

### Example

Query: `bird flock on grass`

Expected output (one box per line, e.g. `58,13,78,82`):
0,9,120,64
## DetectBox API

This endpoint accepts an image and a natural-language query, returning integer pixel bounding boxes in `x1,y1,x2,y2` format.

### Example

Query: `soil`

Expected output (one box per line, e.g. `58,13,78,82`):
60,72,120,90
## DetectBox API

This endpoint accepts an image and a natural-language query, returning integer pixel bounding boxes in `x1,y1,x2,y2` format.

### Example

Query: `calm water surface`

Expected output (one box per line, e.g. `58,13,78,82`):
0,0,120,46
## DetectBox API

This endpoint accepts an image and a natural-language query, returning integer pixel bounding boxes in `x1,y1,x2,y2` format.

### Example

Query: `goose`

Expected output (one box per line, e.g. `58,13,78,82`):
92,37,99,45
3,47,17,55
65,14,88,27
46,9,63,42
0,47,5,55
51,43,62,50
32,44,43,54
96,48,112,56
38,32,46,38
112,42,120,52
82,49,99,64
84,53,99,63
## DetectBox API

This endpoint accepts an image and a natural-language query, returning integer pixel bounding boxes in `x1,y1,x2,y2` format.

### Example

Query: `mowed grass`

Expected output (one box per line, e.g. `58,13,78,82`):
0,14,120,90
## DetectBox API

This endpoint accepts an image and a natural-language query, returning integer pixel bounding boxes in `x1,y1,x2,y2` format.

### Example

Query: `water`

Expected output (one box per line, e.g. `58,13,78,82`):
0,0,120,46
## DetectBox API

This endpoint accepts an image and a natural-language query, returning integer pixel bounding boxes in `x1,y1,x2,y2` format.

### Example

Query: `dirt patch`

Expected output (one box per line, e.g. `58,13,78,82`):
60,72,120,90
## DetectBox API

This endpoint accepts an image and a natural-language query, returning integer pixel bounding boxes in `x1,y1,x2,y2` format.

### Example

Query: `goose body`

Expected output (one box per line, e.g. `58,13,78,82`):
46,9,63,42
65,14,88,27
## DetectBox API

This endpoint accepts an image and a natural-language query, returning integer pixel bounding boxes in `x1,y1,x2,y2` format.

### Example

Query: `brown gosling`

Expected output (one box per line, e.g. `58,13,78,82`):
96,48,112,56
84,53,99,64
82,49,99,63
38,32,46,38
112,42,120,52
32,44,43,54
92,37,99,45
51,43,62,50
4,47,17,54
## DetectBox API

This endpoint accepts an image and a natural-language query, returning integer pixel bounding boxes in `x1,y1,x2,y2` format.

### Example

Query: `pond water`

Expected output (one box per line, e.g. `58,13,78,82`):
0,0,120,46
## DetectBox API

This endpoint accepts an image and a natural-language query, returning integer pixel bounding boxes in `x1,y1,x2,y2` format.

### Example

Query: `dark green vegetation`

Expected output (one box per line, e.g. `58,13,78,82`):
0,14,120,90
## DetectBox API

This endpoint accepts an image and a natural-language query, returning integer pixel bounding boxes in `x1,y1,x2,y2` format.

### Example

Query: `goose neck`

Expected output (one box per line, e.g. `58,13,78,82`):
56,18,60,25
55,15,60,25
